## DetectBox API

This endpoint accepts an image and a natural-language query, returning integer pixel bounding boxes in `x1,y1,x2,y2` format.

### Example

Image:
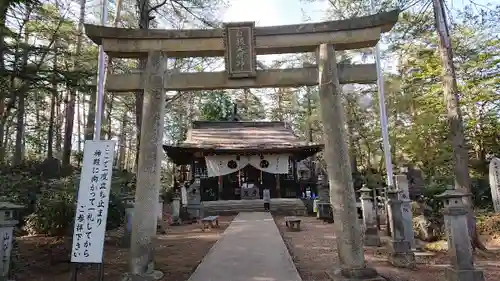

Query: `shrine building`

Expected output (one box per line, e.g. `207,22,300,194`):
163,119,323,201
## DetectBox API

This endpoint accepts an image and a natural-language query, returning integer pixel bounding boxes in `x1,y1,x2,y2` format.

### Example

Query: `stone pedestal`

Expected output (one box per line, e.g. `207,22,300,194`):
437,189,485,281
394,175,415,249
0,201,23,281
387,189,415,269
359,186,381,247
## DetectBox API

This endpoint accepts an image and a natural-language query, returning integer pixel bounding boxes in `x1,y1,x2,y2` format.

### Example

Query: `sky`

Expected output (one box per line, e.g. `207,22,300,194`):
221,0,497,25
219,0,496,65
222,0,328,26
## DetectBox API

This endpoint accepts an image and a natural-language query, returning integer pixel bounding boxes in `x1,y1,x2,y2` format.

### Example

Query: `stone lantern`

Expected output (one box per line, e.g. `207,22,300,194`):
315,172,333,222
359,186,380,246
121,194,135,247
0,201,23,281
436,189,484,281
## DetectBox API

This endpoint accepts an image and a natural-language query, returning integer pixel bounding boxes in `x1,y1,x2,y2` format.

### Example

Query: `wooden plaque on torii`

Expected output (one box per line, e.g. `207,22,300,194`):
223,22,257,79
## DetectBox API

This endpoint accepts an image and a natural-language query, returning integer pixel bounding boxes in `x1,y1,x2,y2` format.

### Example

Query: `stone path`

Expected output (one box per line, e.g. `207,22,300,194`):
187,212,302,281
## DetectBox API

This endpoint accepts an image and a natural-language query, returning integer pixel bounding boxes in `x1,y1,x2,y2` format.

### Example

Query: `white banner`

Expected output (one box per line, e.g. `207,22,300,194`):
71,140,116,263
248,154,289,174
205,155,249,177
489,157,500,213
205,154,290,177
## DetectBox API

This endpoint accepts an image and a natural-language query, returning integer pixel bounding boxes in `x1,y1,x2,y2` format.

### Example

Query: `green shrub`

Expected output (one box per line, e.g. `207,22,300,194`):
421,183,447,217
23,175,125,236
24,179,76,236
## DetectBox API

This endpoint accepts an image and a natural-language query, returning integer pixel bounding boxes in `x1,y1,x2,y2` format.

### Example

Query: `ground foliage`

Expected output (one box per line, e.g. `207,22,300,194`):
0,161,128,236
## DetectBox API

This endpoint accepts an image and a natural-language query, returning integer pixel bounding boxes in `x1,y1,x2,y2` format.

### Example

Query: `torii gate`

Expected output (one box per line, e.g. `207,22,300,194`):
85,9,399,280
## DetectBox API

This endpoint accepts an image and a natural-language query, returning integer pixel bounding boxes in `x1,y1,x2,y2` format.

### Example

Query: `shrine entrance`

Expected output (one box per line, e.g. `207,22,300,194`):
85,9,400,280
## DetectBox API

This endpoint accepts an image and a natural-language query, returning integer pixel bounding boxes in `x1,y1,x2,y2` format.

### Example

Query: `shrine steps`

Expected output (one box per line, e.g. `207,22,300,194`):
201,198,307,216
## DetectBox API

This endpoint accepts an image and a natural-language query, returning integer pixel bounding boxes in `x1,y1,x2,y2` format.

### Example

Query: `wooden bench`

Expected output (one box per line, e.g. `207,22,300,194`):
285,216,301,231
201,215,220,231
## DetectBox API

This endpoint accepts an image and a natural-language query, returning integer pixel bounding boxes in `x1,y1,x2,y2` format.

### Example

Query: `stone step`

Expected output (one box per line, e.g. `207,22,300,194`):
200,199,307,216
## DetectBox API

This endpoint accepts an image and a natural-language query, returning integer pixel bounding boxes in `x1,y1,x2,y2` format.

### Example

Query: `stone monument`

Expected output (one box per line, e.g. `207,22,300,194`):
394,174,415,249
387,188,416,268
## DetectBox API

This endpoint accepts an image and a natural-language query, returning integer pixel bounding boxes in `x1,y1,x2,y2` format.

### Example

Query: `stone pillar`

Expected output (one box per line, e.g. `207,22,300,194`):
394,175,415,249
359,186,381,247
126,51,166,281
387,188,416,268
317,44,382,280
436,189,484,281
0,202,23,281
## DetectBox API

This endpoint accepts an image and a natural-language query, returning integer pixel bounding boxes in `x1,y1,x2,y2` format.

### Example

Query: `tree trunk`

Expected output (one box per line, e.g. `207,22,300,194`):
0,2,8,161
13,11,32,165
432,0,485,250
85,91,97,141
77,90,82,153
47,52,58,159
55,91,63,156
117,110,127,170
105,93,114,139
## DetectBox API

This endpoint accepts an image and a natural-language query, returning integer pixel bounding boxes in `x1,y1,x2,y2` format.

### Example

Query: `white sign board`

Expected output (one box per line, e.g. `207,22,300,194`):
489,157,500,213
71,140,116,263
0,226,14,277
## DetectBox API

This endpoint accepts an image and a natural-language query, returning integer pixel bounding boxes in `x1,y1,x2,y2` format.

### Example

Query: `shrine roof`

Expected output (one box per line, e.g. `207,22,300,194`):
163,121,323,164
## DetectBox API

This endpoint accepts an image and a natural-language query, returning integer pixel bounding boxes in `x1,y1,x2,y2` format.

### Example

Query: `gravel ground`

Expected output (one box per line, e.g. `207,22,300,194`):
275,216,500,281
13,216,235,281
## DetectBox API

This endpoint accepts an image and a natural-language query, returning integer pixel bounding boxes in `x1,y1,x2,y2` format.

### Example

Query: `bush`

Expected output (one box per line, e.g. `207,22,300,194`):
24,179,76,236
421,183,447,217
23,175,125,236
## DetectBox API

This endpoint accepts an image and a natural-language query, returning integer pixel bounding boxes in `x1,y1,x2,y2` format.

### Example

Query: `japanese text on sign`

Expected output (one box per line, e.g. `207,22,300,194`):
71,140,116,263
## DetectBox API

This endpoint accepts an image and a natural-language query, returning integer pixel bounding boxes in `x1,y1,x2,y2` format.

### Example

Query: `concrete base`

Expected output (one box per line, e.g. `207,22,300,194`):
327,267,386,281
444,267,485,281
364,234,381,247
122,270,164,281
389,251,416,269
